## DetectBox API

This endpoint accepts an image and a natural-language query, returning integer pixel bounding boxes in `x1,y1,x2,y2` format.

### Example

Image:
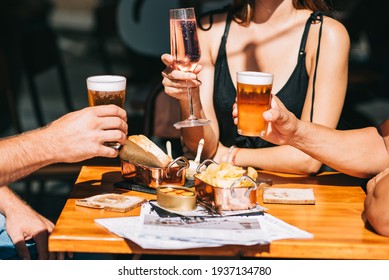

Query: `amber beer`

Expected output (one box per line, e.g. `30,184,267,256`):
86,75,127,149
237,71,273,137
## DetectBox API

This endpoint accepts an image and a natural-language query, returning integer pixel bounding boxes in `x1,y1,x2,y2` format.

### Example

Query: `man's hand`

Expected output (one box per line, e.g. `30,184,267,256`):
1,186,70,259
44,105,128,163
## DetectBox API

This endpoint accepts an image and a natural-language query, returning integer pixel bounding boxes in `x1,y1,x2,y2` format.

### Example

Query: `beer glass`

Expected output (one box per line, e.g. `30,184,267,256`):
170,7,210,128
236,71,273,137
86,75,126,149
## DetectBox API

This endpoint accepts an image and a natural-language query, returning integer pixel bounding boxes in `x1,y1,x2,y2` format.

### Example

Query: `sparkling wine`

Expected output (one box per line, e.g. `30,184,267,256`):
169,7,210,129
170,19,201,72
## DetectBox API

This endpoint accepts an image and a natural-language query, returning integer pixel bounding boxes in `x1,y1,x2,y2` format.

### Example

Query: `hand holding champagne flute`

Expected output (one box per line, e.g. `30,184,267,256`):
169,7,210,129
87,75,127,149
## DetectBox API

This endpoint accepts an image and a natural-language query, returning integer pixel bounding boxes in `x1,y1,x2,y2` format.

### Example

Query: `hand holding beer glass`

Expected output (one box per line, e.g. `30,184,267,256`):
236,71,274,137
86,75,126,149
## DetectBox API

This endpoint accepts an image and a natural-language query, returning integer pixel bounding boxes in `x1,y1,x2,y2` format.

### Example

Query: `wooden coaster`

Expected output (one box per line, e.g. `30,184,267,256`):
262,187,315,205
76,193,146,212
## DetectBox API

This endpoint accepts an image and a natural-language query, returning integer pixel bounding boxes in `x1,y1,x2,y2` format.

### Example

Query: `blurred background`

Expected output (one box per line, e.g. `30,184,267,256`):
0,0,387,222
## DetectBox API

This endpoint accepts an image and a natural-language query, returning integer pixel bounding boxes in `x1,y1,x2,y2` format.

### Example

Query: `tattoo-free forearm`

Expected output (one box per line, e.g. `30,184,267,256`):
291,123,389,178
0,128,55,185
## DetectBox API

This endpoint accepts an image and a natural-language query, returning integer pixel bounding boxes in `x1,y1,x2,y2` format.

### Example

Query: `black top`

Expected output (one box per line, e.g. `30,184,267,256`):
212,10,325,148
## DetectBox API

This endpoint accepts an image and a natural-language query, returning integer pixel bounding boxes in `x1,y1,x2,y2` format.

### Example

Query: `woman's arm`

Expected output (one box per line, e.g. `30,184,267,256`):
161,14,228,159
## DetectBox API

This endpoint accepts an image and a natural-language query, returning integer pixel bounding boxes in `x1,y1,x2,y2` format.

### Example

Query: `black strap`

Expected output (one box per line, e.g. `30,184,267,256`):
309,11,325,123
198,5,231,31
221,9,233,43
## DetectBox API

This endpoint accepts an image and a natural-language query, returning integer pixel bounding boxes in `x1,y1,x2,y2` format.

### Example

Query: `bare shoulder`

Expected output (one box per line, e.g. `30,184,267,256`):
305,13,350,58
320,15,350,47
198,12,228,60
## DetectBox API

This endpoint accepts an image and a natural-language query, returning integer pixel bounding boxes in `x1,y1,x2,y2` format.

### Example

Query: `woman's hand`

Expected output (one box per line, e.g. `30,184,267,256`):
161,54,203,101
232,101,238,125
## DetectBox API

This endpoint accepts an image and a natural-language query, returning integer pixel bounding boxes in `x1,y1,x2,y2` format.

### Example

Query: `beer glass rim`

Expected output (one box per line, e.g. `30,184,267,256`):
87,75,126,83
87,75,126,91
237,71,273,85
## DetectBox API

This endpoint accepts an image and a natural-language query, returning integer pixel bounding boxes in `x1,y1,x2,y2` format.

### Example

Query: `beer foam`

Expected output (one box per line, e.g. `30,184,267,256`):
237,71,273,85
87,75,126,91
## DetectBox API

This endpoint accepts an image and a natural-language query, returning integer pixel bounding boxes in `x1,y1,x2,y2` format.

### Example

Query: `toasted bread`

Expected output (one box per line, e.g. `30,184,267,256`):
119,134,172,168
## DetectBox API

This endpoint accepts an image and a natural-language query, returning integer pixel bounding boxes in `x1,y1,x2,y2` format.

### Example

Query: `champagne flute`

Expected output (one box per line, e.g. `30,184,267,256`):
170,7,210,129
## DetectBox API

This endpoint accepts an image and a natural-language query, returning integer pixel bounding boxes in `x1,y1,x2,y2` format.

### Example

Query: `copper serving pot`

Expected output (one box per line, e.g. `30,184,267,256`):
194,159,259,211
121,156,189,189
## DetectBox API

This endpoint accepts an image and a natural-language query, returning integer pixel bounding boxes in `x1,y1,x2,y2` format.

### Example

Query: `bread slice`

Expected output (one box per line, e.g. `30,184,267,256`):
119,134,172,168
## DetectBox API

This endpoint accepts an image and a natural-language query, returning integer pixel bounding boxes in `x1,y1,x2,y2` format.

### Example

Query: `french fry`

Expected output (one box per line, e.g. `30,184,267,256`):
197,162,258,188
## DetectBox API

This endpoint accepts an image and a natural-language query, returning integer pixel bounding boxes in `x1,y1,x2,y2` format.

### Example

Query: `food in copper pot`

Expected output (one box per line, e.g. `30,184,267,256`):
159,187,194,196
157,186,197,211
196,162,258,188
119,134,172,168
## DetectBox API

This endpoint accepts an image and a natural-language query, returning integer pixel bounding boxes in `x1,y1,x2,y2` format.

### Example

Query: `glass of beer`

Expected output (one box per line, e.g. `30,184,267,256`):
236,71,273,137
86,75,126,149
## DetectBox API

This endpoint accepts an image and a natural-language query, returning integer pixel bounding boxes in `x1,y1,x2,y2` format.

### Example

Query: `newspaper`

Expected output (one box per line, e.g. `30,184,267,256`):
95,203,313,250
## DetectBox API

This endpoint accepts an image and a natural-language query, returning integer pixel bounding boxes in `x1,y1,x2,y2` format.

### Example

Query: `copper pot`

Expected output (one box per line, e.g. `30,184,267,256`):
121,156,189,189
193,159,259,211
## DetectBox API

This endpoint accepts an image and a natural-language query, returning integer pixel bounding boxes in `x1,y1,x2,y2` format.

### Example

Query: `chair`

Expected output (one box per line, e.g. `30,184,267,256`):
93,0,121,74
12,12,121,208
143,81,183,158
0,49,22,135
19,15,74,127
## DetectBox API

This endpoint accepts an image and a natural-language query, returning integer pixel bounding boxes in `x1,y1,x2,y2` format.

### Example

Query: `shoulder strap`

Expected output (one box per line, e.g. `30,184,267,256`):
198,5,231,31
221,9,233,42
309,11,326,123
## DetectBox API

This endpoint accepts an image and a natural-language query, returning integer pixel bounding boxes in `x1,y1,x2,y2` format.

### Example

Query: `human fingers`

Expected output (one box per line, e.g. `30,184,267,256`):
366,176,376,194
162,74,201,100
161,53,174,67
93,105,127,122
162,68,198,82
232,102,238,125
192,64,203,74
97,116,128,135
262,96,287,123
12,237,31,260
99,129,128,146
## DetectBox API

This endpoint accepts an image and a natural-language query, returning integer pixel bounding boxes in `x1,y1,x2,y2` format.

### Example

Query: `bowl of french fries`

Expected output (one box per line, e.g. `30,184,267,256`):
193,160,259,211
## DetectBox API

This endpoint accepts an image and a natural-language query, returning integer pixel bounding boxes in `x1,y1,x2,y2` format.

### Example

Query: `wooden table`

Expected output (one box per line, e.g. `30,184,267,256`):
48,166,389,259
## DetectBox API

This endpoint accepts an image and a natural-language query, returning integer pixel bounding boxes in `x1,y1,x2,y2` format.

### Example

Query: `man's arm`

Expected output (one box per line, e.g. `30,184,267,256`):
261,96,389,178
0,185,64,259
0,105,128,185
363,168,389,236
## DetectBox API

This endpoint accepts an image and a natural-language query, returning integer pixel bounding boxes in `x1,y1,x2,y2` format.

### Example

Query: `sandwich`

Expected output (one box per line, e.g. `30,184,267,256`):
119,134,172,168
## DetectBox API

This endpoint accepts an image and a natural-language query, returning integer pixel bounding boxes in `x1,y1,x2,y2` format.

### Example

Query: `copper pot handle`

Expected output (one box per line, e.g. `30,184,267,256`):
167,156,189,177
195,158,217,174
229,175,258,198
